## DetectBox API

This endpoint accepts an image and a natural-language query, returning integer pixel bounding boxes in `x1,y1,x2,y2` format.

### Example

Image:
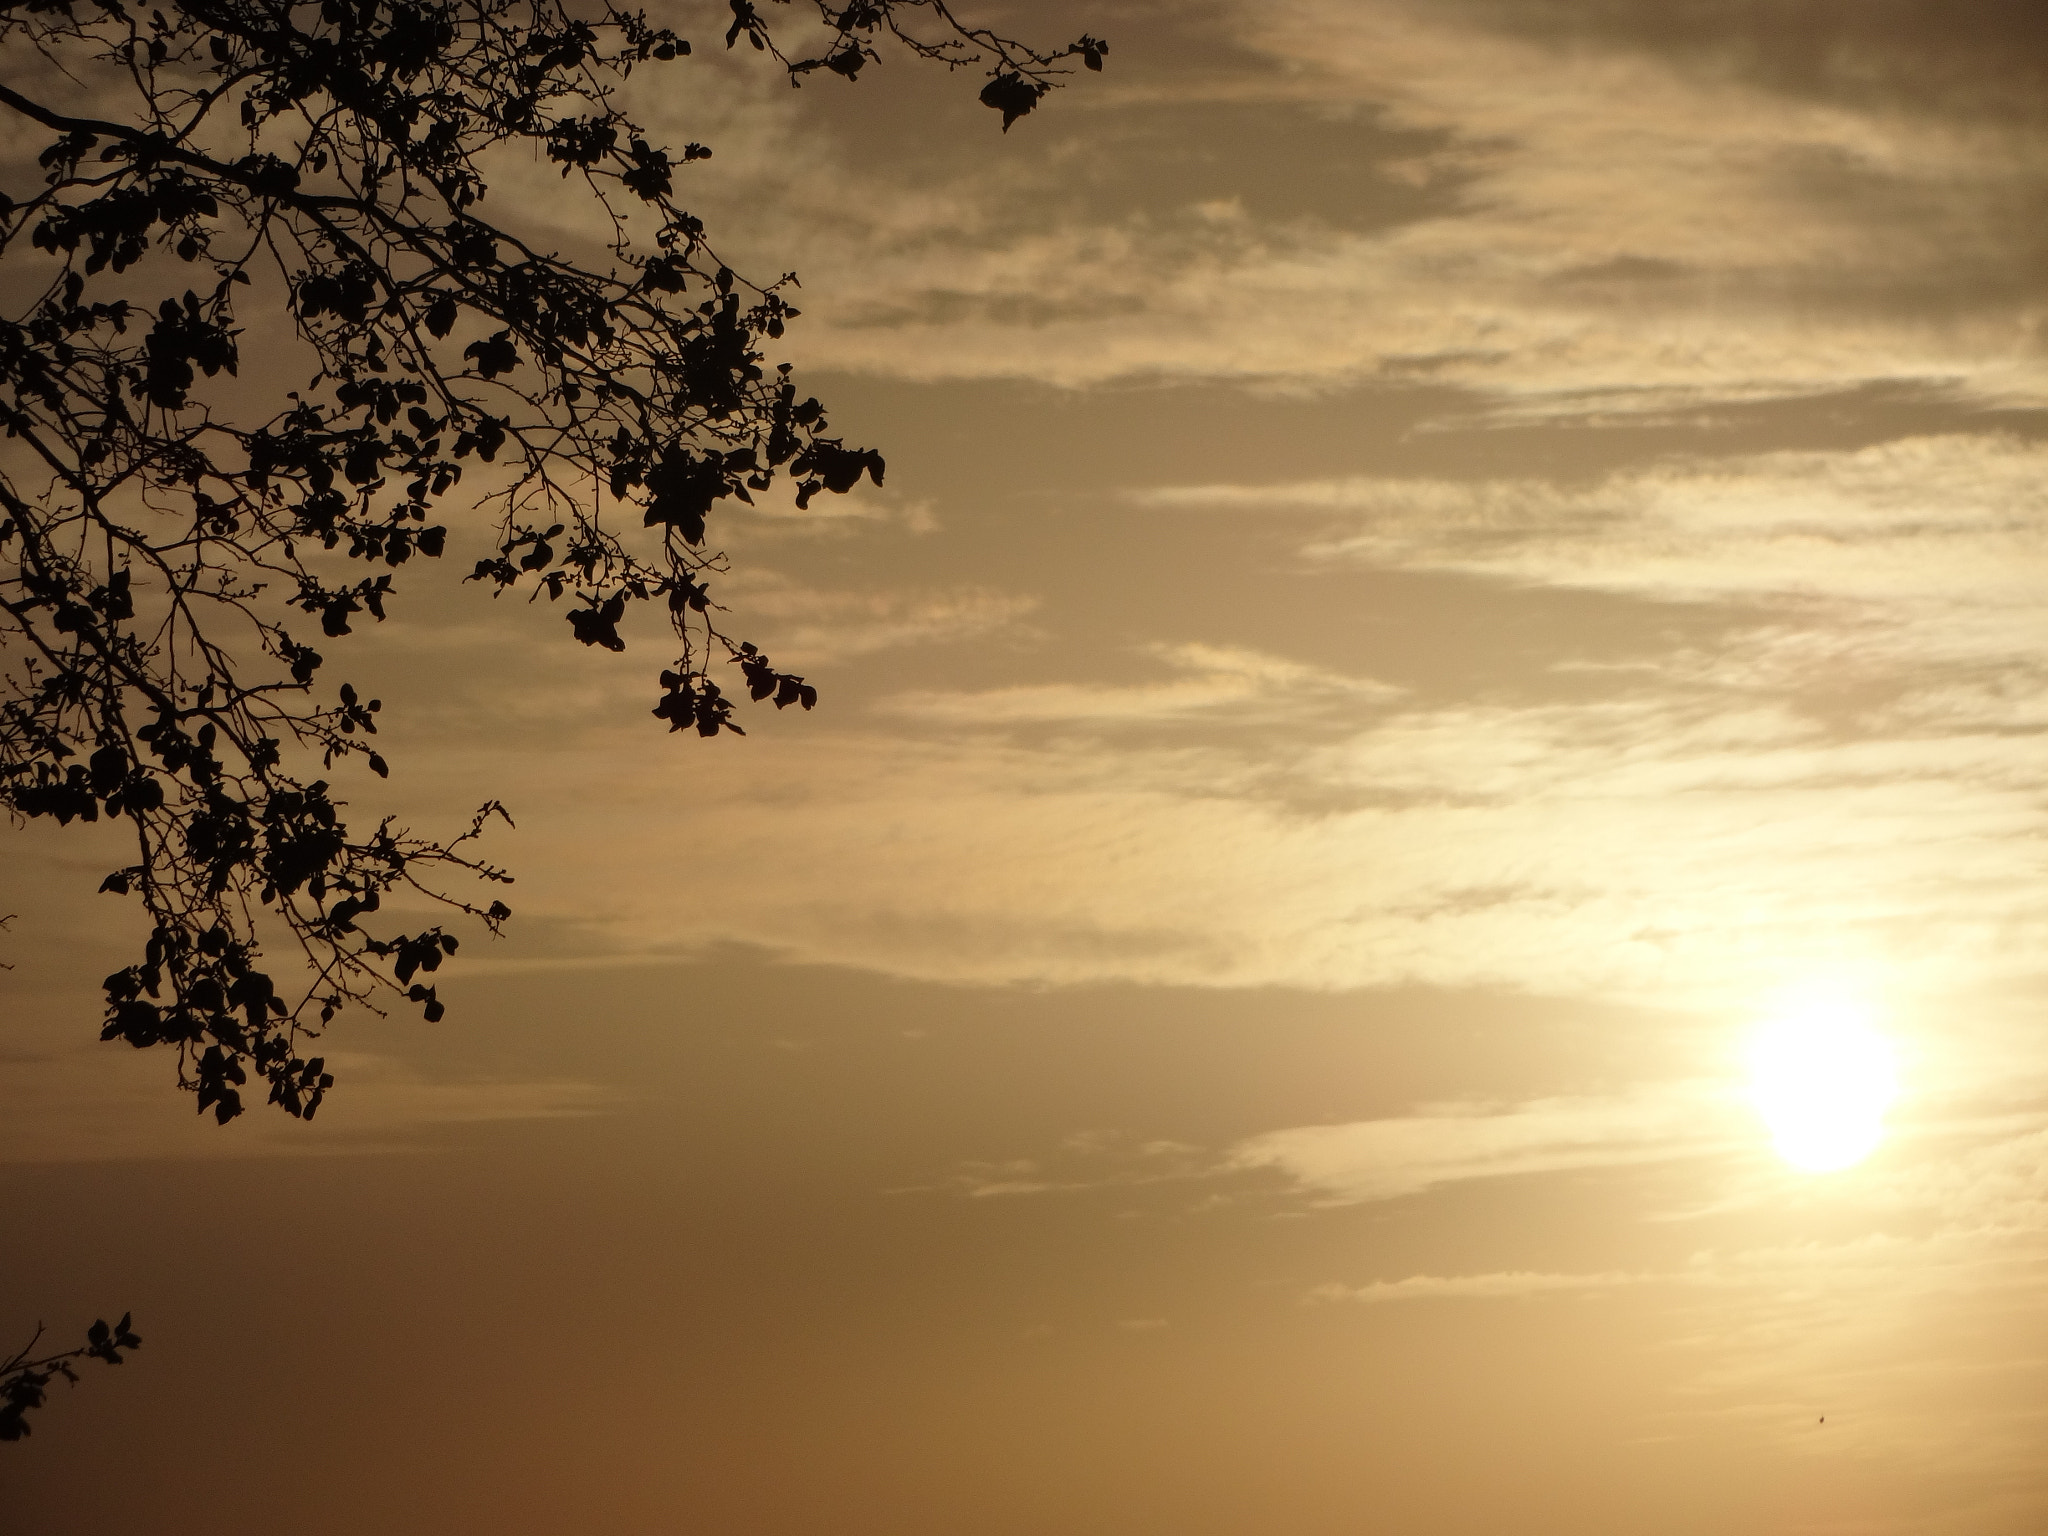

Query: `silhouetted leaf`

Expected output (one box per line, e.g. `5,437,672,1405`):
979,72,1048,131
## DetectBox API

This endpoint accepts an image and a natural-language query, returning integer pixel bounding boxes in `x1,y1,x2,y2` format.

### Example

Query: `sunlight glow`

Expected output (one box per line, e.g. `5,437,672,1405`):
1747,991,1898,1172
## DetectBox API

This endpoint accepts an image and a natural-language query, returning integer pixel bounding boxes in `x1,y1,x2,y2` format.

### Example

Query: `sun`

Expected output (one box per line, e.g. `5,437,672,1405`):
1747,990,1898,1172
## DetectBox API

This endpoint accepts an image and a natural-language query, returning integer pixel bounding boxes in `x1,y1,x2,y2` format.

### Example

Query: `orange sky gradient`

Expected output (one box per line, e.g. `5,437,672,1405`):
5,3,2048,1533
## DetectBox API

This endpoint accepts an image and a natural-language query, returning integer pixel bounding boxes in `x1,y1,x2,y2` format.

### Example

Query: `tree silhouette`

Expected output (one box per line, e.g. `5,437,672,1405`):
0,0,1106,1127
0,1315,143,1441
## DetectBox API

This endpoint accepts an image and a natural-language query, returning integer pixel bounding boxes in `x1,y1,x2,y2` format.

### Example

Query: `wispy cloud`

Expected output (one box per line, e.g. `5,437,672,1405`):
726,575,1041,666
1308,1269,1656,1303
0,1041,613,1164
915,1133,1214,1201
1147,435,2048,644
438,664,2048,1015
1230,1083,1746,1204
885,642,1397,727
568,1,2048,407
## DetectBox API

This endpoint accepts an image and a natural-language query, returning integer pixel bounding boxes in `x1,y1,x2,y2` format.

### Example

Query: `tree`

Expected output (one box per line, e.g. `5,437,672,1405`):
0,0,1107,1128
1,1315,143,1441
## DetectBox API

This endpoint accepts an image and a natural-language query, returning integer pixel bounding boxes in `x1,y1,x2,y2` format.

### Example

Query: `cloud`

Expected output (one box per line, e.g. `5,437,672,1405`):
0,830,631,1167
30,12,2031,1065
1283,1086,2048,1499
457,639,2048,1016
0,1032,613,1165
1149,434,2048,636
1144,434,2048,760
919,1133,1217,1201
1279,1092,2048,1517
376,625,2047,1027
1308,1269,1655,1303
1229,1083,1746,1204
570,0,2048,409
885,642,1397,726
725,575,1041,666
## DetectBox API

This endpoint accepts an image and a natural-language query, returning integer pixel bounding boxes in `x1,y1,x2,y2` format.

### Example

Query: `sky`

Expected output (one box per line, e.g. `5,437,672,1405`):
5,1,2048,1531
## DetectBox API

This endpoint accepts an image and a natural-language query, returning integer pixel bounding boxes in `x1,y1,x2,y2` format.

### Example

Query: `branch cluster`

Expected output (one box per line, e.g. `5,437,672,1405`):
0,1315,143,1442
0,0,1103,1120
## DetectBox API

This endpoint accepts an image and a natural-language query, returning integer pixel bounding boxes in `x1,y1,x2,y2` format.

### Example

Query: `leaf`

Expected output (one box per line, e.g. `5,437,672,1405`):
979,73,1048,131
424,292,459,338
462,330,519,378
566,593,628,652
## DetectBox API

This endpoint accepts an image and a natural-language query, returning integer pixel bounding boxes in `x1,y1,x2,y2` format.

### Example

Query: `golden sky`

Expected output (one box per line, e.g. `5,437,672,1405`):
6,2,2048,1532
